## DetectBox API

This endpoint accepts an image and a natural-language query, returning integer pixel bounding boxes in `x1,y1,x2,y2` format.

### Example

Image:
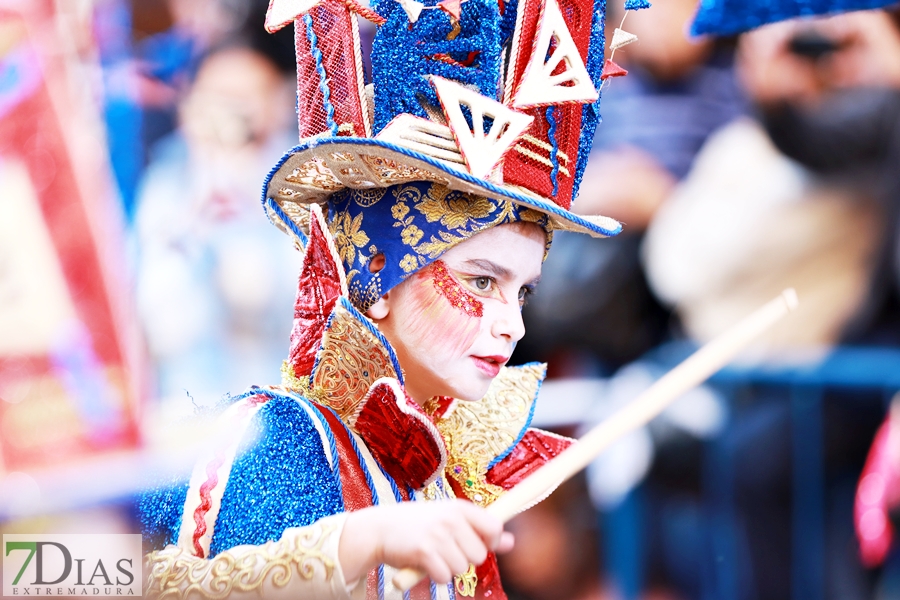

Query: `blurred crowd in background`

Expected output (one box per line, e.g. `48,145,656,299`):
2,0,900,598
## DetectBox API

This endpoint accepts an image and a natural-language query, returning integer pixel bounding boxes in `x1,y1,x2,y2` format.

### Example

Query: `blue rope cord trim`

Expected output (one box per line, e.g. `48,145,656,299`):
264,196,308,247
373,456,406,503
299,398,345,503
303,14,338,135
322,405,386,600
546,106,560,198
486,363,545,470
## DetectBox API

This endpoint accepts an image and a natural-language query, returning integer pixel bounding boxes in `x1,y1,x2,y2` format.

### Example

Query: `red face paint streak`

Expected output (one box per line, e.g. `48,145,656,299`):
402,264,480,358
431,260,484,318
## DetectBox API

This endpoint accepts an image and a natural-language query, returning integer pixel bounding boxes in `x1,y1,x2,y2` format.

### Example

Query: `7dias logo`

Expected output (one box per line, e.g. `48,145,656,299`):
3,535,142,597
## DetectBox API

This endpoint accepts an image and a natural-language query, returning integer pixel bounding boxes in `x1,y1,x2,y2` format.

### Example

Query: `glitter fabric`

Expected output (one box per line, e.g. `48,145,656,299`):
546,106,560,197
139,479,190,554
691,0,895,36
572,0,605,201
498,0,519,45
485,429,573,489
502,0,601,207
294,0,370,139
353,380,448,490
289,205,345,379
208,394,343,557
328,181,551,311
624,0,651,9
370,0,503,133
431,260,484,318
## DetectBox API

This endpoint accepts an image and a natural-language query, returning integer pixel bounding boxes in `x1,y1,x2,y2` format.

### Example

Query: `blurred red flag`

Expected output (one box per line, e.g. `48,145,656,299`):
0,2,145,479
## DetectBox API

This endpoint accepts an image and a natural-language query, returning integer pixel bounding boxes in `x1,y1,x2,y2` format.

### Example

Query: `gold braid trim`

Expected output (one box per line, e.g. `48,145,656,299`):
146,523,337,599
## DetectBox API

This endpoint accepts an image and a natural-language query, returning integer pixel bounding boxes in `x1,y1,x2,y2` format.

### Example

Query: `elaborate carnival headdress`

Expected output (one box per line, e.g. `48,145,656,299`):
260,0,652,310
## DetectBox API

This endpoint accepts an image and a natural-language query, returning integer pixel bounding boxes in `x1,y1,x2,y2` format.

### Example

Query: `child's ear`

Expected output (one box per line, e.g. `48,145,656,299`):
366,294,390,320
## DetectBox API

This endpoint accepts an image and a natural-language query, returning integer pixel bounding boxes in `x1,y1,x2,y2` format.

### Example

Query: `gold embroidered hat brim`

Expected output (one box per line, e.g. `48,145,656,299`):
262,137,623,241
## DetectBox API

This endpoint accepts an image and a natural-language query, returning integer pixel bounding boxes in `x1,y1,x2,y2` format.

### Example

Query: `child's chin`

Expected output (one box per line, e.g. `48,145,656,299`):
452,381,493,403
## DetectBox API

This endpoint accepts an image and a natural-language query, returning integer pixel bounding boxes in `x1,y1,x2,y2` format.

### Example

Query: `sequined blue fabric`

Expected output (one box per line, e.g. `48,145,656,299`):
370,0,503,133
139,478,190,552
208,394,343,556
499,0,520,46
327,181,552,311
691,0,896,36
624,0,651,9
573,0,606,201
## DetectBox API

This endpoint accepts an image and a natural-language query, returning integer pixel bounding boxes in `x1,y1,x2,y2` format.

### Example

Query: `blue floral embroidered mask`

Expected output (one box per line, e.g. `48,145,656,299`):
327,181,553,311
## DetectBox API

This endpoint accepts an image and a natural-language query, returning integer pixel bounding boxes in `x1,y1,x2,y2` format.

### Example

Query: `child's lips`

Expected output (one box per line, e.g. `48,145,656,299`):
471,355,509,377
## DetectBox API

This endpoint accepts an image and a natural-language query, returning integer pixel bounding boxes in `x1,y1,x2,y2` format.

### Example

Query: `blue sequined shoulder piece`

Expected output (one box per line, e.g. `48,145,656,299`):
139,478,190,553
209,392,344,556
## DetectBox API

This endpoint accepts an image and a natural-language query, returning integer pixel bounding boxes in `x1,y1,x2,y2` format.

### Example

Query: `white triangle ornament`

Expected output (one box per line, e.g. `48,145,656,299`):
429,76,535,180
265,0,322,32
511,0,599,108
610,27,638,50
397,0,425,23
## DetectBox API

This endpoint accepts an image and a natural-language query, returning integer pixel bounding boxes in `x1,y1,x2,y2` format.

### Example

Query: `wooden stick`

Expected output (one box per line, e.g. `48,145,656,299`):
394,289,799,592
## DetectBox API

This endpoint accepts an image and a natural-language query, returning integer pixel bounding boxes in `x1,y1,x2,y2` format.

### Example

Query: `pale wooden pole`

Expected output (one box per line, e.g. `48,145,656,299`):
393,289,799,592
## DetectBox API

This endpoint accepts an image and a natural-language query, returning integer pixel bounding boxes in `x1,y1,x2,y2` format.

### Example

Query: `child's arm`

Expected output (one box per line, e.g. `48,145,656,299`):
145,500,513,599
145,513,357,599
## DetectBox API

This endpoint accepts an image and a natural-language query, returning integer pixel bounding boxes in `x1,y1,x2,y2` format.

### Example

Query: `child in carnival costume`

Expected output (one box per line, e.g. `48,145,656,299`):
142,0,626,596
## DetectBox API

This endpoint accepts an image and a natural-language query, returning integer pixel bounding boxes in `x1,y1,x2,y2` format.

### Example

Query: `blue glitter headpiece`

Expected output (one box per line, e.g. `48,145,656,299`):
691,0,899,36
261,0,632,308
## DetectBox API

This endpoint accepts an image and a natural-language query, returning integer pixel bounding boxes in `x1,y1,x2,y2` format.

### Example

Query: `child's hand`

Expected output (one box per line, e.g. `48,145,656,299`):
339,500,515,584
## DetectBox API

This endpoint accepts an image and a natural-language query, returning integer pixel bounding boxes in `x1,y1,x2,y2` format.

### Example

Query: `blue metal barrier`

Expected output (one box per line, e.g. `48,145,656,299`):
638,343,900,600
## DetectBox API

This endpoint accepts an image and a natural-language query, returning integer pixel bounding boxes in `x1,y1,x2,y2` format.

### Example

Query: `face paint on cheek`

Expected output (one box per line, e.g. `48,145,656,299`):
403,262,482,357
431,260,483,318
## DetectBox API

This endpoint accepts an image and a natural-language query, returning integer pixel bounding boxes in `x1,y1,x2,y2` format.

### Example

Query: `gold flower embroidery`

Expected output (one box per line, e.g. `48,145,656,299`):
414,230,467,259
332,212,370,266
415,187,497,229
401,224,424,246
400,254,420,272
391,201,409,220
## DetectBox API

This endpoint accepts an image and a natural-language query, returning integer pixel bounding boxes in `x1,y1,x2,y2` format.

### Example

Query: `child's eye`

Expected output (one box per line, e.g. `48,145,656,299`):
473,277,493,291
518,286,533,305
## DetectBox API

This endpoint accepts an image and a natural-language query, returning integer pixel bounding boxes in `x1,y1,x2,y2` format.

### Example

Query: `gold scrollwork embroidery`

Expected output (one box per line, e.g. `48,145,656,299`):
146,523,337,599
360,155,449,185
454,564,477,597
435,364,545,506
311,303,399,420
284,158,343,190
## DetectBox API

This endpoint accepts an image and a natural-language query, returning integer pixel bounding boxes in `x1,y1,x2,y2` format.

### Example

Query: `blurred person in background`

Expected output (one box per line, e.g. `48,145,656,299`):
133,44,301,418
855,393,900,600
508,0,747,598
641,8,900,599
99,0,294,220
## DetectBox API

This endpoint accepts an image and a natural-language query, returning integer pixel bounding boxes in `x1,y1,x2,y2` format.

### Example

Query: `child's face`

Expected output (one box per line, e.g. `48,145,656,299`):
371,222,545,403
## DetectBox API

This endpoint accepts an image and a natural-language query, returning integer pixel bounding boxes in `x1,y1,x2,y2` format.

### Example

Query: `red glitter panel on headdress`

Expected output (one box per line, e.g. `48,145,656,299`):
287,213,344,378
502,0,595,208
294,0,370,139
